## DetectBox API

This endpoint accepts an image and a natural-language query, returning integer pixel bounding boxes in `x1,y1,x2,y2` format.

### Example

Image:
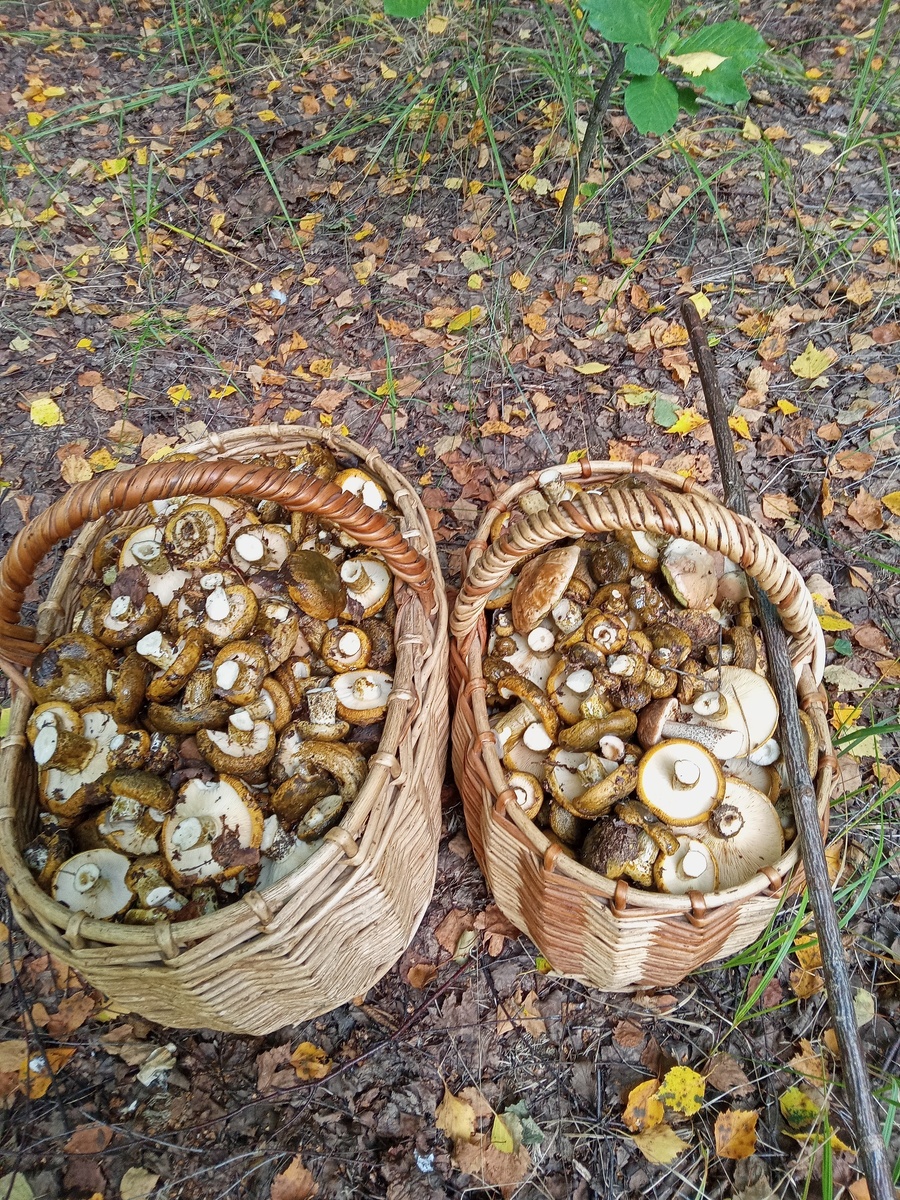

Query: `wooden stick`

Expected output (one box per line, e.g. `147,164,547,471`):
682,299,895,1200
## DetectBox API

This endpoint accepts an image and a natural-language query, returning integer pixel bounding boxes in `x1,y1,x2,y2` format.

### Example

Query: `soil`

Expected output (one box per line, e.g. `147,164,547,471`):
1,0,899,1196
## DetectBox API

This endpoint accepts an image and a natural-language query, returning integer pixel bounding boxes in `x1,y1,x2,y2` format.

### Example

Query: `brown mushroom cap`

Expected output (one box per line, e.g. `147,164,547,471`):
285,549,345,619
511,545,581,634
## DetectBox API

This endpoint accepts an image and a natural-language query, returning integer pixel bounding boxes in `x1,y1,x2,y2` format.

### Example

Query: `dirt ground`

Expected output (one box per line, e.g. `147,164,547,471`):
1,0,899,1196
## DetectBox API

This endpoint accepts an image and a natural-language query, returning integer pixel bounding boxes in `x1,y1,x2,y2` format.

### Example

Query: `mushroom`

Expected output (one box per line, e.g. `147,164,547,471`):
229,523,295,573
106,652,151,725
91,526,138,581
163,501,228,568
653,837,719,894
212,641,270,706
636,696,746,760
321,624,372,673
118,526,191,606
693,780,785,889
29,633,114,708
580,814,659,886
86,592,164,648
293,442,338,481
195,712,276,778
293,686,351,741
660,538,717,610
290,740,368,803
161,777,263,885
333,669,393,726
39,708,122,820
145,665,234,736
31,723,95,774
184,583,259,646
549,802,587,847
294,793,347,842
589,542,633,585
107,729,151,771
723,756,780,802
558,710,638,752
489,629,559,691
285,549,345,619
52,848,134,918
269,772,336,825
501,722,553,780
258,818,321,888
23,824,74,888
495,675,559,741
26,701,83,745
688,666,780,758
125,855,187,911
559,760,639,819
546,747,611,809
360,618,394,670
547,660,598,725
511,545,582,635
240,677,293,732
334,466,388,512
254,599,302,670
615,530,661,572
636,739,724,826
505,771,543,819
136,628,205,703
340,557,392,620
581,611,628,655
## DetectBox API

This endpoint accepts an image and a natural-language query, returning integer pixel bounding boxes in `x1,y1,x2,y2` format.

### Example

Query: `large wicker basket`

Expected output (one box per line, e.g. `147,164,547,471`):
0,426,448,1034
450,461,834,991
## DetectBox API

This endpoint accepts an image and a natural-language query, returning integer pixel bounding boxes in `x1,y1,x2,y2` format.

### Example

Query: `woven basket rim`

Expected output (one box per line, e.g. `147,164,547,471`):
0,424,447,951
450,458,833,916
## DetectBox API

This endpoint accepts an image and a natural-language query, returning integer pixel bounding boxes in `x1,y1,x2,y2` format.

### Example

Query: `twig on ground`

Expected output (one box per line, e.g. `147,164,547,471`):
682,298,896,1200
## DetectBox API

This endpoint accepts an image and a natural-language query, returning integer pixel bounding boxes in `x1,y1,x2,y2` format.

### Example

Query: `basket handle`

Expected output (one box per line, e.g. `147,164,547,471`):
0,456,435,671
451,478,824,679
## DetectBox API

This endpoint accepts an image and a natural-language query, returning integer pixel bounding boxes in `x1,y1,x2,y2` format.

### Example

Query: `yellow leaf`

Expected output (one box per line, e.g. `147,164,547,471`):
882,490,900,517
686,292,711,318
43,85,66,98
284,407,303,423
667,408,707,435
810,85,831,103
845,276,873,306
447,306,483,333
256,109,280,122
88,448,119,472
631,1124,690,1164
779,1085,822,1129
271,10,287,26
27,112,44,127
100,157,128,177
435,1084,476,1142
803,139,831,155
510,270,531,291
76,337,94,350
120,1166,160,1200
656,1066,706,1116
668,50,726,76
427,15,448,33
573,362,609,375
380,62,398,80
61,454,92,484
818,613,854,631
20,1047,76,1099
790,341,835,380
714,1109,759,1159
517,173,538,191
319,413,333,427
623,1079,665,1133
831,701,862,731
209,384,236,400
491,1114,515,1153
167,384,191,406
109,245,129,263
290,1041,332,1081
135,146,148,166
210,212,226,235
309,358,333,378
30,397,65,427
566,448,588,463
728,414,750,439
776,398,799,414
467,273,483,291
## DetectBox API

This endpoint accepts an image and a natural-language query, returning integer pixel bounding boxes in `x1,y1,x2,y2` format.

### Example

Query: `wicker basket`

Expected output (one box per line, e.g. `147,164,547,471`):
450,461,834,991
0,426,448,1034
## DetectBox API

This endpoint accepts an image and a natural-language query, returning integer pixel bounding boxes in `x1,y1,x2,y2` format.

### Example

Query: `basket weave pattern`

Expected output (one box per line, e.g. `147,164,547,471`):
0,426,448,1034
450,461,834,991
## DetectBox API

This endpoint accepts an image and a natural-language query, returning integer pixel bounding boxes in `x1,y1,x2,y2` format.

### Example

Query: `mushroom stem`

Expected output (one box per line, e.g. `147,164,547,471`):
693,690,728,719
342,560,376,592
73,863,101,893
708,803,744,839
680,848,710,879
660,719,743,760
170,815,217,851
672,759,702,790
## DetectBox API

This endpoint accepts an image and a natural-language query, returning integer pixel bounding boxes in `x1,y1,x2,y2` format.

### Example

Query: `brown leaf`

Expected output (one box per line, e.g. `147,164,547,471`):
0,1040,27,1073
405,962,437,989
832,450,876,479
64,1125,114,1154
789,1039,829,1086
91,384,121,412
871,322,900,343
758,332,787,360
434,908,476,955
452,1133,532,1190
613,1019,646,1049
853,622,893,654
847,488,884,530
705,1052,754,1097
60,454,92,484
714,1108,759,1159
789,967,824,999
256,1044,294,1095
77,370,103,387
46,992,96,1038
120,1166,159,1200
474,904,520,956
270,1155,319,1200
761,493,799,520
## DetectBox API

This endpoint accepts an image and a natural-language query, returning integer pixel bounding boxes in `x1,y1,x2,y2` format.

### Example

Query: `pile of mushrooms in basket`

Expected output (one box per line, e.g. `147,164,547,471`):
486,520,818,895
22,447,399,923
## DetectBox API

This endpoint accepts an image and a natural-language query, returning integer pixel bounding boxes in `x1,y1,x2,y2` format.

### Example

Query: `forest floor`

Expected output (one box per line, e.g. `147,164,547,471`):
1,0,899,1197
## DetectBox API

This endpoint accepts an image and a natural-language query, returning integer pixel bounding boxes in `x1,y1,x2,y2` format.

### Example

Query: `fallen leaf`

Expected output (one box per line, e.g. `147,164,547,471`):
447,306,484,333
64,1126,114,1154
434,908,476,955
509,270,531,291
20,1047,76,1099
803,139,831,155
120,1166,159,1200
61,454,92,484
623,1079,665,1132
779,1085,822,1129
167,384,191,406
290,1042,331,1081
854,988,875,1027
714,1109,759,1159
435,1084,476,1142
0,1175,33,1200
656,1065,706,1116
452,1134,532,1188
847,488,884,530
686,292,711,318
705,1053,754,1097
668,50,726,75
790,341,836,381
405,962,437,988
845,276,873,306
30,396,65,427
490,1113,515,1153
100,157,128,177
761,493,799,520
573,362,609,375
270,1155,319,1200
0,1041,27,1073
667,408,707,435
613,1019,646,1049
881,491,900,517
631,1124,690,1164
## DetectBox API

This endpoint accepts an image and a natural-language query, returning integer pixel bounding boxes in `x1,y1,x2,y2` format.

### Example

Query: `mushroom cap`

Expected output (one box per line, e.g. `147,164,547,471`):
161,776,263,885
334,466,388,512
723,757,780,802
660,537,717,611
333,669,393,726
285,549,345,620
696,665,779,757
512,545,581,634
652,836,719,894
505,771,543,819
29,633,114,708
580,815,658,886
230,523,295,573
636,738,725,825
163,500,228,568
489,629,559,691
340,557,393,620
195,718,276,778
52,848,134,918
694,779,785,889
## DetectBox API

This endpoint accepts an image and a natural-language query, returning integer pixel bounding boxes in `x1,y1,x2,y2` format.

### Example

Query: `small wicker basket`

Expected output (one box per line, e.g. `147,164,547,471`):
450,461,834,991
0,426,448,1034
